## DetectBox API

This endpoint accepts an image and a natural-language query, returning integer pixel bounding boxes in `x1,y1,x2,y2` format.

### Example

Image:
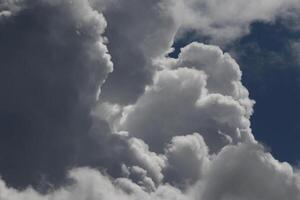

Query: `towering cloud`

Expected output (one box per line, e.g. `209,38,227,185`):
116,43,254,152
1,0,300,200
0,0,113,187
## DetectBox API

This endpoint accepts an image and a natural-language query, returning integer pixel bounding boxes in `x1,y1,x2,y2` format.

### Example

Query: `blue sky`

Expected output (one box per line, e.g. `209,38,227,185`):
233,21,300,164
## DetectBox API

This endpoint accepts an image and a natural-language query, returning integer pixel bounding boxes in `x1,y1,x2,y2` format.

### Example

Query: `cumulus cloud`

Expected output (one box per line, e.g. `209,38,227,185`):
116,43,254,152
90,40,300,199
1,0,300,200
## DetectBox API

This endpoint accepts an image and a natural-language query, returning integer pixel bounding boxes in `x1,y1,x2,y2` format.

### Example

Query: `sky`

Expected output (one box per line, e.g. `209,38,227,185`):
1,0,300,200
233,21,300,164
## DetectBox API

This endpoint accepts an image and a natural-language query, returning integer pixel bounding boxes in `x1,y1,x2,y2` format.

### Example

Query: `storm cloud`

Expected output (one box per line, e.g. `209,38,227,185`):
1,0,300,200
0,0,113,187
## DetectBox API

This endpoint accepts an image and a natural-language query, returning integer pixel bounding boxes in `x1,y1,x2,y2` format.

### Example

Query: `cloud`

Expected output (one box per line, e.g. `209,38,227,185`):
195,143,300,200
116,43,254,152
126,137,166,184
0,167,186,200
95,0,178,104
0,0,24,19
0,0,113,188
1,141,300,200
164,133,210,186
170,0,300,43
1,0,300,200
83,0,300,106
90,40,300,199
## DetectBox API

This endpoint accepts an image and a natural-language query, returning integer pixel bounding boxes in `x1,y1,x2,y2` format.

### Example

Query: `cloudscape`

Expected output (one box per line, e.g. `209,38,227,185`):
1,0,300,199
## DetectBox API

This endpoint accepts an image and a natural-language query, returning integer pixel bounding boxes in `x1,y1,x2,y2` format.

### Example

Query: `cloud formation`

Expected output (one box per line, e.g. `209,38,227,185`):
86,0,300,106
116,43,254,152
1,0,300,200
0,0,113,187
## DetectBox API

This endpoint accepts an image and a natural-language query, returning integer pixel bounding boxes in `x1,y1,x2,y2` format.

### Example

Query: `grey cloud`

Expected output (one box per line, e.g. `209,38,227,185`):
0,0,113,188
126,137,166,185
95,0,178,104
0,167,189,200
0,0,24,18
1,0,300,199
1,138,300,200
126,165,156,192
164,133,210,186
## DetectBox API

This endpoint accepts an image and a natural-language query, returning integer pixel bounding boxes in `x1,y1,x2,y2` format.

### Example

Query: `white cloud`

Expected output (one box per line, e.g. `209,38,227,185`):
116,43,254,152
194,143,300,200
170,0,300,43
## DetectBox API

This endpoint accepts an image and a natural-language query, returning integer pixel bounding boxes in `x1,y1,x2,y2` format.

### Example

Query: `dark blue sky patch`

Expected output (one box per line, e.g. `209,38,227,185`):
169,31,211,58
232,21,300,164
